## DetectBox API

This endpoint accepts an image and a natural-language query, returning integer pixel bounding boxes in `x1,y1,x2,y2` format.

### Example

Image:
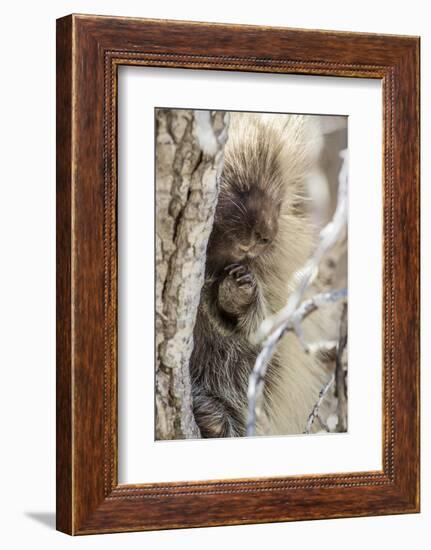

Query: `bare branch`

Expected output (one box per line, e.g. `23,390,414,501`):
247,149,349,437
246,288,346,436
335,302,348,432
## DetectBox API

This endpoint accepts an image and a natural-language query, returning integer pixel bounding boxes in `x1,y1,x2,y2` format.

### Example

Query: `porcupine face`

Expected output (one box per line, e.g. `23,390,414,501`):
206,178,282,271
204,112,313,276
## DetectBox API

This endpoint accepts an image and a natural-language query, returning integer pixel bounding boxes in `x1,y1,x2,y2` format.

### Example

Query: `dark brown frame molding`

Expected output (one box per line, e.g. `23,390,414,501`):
56,14,420,534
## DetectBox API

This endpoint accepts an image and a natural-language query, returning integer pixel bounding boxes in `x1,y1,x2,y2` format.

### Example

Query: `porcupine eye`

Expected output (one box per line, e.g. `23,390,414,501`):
255,232,270,245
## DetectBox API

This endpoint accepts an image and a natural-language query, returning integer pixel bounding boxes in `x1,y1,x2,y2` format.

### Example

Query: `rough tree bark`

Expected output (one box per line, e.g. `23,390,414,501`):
155,109,229,440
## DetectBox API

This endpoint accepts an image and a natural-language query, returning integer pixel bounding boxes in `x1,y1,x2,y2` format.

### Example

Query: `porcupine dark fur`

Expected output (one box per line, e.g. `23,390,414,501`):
190,112,326,437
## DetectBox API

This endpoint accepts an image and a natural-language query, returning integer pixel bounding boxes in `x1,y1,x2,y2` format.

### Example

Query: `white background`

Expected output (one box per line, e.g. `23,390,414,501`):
118,68,382,483
0,1,428,548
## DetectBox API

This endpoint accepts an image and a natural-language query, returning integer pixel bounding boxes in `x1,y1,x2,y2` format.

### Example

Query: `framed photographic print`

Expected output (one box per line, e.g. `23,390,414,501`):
56,14,420,534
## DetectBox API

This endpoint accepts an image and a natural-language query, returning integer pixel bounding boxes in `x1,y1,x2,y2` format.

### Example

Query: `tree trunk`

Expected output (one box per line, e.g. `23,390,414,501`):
155,109,229,440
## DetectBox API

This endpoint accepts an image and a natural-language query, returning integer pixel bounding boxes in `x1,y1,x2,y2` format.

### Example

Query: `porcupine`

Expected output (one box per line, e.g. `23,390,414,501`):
189,112,326,438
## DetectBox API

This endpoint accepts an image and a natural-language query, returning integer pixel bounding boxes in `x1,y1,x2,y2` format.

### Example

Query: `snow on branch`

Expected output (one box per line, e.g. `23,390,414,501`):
246,149,348,437
195,110,230,155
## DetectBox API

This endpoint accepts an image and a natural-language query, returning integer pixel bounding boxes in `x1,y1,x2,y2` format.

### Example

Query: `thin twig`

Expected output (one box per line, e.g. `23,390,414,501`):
304,373,335,434
316,414,330,433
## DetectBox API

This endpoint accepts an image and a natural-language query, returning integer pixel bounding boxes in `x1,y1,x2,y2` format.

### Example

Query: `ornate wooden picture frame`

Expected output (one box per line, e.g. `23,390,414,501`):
56,14,420,535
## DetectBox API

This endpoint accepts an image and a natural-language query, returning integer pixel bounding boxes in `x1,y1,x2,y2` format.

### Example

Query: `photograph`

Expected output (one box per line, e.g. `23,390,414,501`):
0,0,424,545
50,11,420,536
155,108,348,440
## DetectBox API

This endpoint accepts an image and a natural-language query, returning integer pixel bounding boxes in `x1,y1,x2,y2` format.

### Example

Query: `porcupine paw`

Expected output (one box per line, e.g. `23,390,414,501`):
217,263,257,317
